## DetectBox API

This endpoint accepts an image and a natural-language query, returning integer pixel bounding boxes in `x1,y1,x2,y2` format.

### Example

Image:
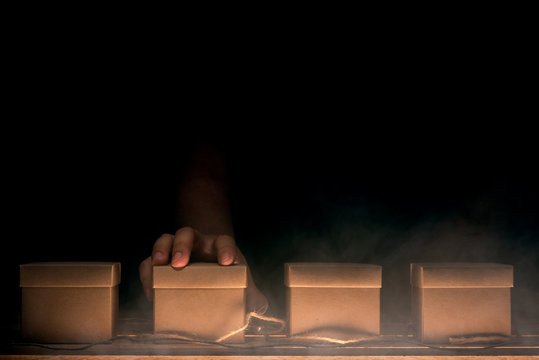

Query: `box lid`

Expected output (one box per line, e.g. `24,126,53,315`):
410,262,513,288
20,262,121,287
153,263,247,289
284,262,382,288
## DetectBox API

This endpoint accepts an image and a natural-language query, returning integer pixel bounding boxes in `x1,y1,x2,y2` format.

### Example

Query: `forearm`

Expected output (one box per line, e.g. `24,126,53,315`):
178,175,233,235
141,139,267,312
177,141,233,236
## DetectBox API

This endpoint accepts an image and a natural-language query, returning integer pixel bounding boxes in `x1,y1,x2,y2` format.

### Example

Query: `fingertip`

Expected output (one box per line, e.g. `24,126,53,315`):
152,251,167,265
171,251,189,268
218,249,236,266
219,258,233,266
214,235,237,266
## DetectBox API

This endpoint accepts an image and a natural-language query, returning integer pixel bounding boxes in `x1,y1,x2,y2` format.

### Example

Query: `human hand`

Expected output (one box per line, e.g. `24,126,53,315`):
139,226,268,314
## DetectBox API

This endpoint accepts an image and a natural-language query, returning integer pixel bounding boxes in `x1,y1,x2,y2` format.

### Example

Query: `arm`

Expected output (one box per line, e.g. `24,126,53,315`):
177,139,234,236
139,140,268,313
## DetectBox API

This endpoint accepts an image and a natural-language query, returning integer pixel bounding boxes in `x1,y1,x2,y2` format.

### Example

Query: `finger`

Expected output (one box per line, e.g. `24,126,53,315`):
139,256,154,301
237,250,256,289
246,286,269,314
171,226,195,268
152,234,174,265
213,234,237,265
235,250,268,313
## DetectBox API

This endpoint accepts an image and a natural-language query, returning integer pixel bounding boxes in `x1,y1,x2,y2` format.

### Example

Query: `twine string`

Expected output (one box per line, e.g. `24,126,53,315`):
216,311,286,343
288,334,377,345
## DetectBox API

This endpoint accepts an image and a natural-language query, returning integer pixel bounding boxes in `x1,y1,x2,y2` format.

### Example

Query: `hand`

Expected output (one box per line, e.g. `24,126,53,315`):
139,226,268,314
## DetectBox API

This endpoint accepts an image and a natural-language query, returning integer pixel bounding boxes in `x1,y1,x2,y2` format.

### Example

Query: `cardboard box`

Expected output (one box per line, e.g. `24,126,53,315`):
410,262,513,343
285,263,382,338
20,262,121,343
153,263,247,343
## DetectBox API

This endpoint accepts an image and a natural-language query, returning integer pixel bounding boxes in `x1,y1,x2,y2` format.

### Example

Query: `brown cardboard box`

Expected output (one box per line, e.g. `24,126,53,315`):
285,263,382,338
410,262,513,343
153,263,247,343
20,262,121,343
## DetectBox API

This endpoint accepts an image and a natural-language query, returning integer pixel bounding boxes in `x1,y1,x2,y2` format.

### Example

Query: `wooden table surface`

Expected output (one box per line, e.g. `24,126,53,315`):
2,310,539,359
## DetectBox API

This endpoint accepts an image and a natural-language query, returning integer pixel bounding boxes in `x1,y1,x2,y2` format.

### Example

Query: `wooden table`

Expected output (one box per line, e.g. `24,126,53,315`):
2,310,539,359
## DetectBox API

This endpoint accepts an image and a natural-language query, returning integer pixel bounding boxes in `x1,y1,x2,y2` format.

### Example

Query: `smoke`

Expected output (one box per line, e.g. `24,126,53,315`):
247,194,539,332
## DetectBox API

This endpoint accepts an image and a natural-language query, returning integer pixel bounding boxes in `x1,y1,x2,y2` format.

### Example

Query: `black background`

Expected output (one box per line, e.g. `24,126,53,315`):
3,115,538,331
2,24,538,332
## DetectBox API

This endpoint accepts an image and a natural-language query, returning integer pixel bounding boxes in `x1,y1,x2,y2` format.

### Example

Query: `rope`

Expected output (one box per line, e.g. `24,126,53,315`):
215,311,286,343
288,334,377,345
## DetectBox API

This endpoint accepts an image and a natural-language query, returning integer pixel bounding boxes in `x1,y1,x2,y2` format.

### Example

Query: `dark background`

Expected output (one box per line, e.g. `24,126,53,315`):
2,20,537,332
1,6,536,346
2,118,538,335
